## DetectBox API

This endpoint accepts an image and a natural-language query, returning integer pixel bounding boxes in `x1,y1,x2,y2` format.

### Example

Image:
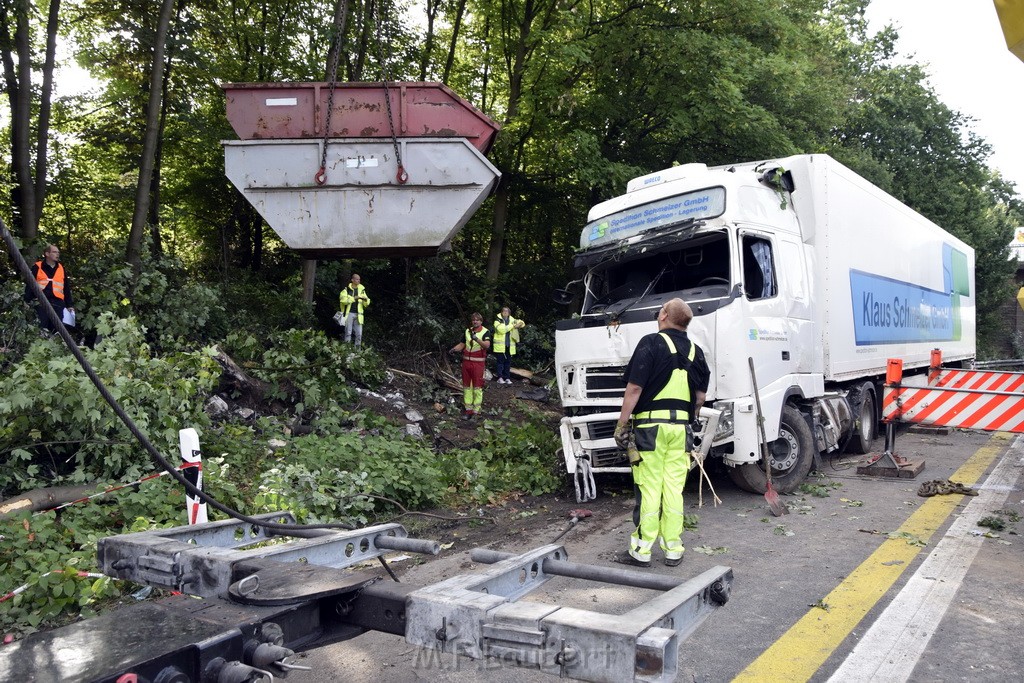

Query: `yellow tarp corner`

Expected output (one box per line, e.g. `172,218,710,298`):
994,0,1024,61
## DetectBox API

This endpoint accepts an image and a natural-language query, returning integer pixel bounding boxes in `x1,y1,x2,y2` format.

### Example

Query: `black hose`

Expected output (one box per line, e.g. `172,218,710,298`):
1,218,355,533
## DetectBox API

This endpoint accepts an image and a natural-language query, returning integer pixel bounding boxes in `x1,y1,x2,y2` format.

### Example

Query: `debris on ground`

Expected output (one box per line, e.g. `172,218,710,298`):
916,479,978,497
977,516,1007,531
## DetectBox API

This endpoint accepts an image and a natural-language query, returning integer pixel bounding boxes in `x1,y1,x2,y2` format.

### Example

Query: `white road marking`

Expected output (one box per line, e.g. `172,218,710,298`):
827,435,1024,682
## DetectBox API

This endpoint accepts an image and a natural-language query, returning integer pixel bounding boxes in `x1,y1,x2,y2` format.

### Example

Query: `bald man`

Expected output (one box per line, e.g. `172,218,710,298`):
614,298,710,567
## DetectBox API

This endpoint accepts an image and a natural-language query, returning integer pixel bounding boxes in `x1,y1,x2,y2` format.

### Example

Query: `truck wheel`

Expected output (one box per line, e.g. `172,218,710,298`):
846,383,877,455
728,405,816,494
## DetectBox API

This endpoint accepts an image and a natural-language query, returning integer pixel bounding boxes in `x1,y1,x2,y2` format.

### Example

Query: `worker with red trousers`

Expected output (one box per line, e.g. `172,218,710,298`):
450,312,492,420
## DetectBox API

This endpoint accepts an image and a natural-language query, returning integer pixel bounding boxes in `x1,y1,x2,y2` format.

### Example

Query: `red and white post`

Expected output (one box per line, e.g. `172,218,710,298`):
179,428,208,525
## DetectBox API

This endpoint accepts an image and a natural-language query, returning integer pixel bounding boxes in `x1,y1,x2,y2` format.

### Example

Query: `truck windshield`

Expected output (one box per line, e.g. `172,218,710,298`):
583,231,731,314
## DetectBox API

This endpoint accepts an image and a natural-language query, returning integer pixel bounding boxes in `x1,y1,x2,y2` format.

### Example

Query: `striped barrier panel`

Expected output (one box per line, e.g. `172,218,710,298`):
883,354,1024,433
930,368,1024,393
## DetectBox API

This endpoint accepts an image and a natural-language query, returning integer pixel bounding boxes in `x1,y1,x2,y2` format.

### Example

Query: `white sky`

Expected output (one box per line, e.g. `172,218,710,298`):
864,0,1024,193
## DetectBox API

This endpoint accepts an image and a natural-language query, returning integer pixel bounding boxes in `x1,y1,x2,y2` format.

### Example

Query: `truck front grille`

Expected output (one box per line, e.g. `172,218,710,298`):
584,365,627,400
591,447,628,468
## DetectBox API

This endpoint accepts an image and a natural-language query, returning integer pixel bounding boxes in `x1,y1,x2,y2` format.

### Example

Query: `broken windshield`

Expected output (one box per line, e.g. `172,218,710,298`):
582,230,731,315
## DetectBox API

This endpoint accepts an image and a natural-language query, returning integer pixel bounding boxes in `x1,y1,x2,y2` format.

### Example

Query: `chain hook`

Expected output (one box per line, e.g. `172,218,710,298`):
373,0,407,184
317,0,349,185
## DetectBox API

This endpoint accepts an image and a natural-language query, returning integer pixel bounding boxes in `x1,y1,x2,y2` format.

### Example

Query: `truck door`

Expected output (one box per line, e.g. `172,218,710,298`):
738,229,789,388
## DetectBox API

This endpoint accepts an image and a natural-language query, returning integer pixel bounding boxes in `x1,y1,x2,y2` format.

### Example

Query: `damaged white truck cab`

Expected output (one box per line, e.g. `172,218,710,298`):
555,154,975,501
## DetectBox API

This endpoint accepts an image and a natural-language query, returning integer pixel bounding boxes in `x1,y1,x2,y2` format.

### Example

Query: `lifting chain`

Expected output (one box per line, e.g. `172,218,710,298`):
372,0,408,184
316,0,350,186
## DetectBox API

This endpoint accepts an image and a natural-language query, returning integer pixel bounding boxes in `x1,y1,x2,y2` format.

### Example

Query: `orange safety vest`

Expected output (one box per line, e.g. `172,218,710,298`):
34,261,65,300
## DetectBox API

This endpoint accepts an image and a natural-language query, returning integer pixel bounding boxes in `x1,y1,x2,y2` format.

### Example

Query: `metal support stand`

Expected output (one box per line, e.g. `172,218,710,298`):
856,420,925,479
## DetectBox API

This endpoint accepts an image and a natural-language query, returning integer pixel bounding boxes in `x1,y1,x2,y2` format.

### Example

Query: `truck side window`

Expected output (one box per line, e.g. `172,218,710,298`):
742,236,776,300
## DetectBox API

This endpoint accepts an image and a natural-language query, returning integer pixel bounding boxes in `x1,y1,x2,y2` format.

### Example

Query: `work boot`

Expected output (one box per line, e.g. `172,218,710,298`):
463,410,475,421
613,550,651,568
664,555,683,567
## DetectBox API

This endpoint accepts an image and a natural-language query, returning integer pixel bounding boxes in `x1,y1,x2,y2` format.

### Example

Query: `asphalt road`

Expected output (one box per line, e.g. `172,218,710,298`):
297,427,1024,682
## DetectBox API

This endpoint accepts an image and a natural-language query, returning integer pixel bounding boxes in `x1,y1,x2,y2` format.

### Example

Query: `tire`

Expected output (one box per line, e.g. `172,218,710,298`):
728,405,816,494
845,383,877,455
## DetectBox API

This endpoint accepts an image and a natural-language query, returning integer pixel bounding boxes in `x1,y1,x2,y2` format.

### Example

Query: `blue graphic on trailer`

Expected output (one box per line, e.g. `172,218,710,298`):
849,245,968,346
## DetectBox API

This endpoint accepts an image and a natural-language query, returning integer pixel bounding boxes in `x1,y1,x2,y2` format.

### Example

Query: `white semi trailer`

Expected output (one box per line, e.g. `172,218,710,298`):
555,154,975,500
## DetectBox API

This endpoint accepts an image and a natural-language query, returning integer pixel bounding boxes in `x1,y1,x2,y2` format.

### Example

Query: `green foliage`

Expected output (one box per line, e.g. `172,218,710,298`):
432,408,561,504
221,271,314,339
797,481,842,498
256,465,378,525
244,403,562,523
0,514,122,636
72,240,229,349
249,424,444,525
223,329,387,411
977,516,1006,531
0,279,38,366
0,314,219,493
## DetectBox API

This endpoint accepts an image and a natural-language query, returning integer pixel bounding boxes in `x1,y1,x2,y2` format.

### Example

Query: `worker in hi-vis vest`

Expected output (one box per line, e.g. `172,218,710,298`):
338,273,370,348
25,243,74,332
491,306,525,384
450,312,492,420
613,298,709,568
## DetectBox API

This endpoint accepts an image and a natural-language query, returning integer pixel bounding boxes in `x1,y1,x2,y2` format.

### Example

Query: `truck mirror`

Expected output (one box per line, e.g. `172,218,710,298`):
552,288,575,306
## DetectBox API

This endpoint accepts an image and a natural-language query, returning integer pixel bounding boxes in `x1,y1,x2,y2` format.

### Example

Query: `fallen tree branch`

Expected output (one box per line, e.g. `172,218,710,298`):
388,367,424,380
0,485,100,519
211,344,267,398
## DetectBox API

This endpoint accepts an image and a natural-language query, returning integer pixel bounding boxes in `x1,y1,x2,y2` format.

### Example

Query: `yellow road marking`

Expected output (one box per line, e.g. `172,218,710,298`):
732,432,1010,682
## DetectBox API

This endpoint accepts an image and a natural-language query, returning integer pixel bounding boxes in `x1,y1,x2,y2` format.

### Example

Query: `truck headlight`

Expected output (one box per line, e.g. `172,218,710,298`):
714,401,734,441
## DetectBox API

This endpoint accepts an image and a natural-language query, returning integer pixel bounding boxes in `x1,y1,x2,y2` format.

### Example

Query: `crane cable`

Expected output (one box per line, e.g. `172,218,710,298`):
372,0,408,184
315,0,350,186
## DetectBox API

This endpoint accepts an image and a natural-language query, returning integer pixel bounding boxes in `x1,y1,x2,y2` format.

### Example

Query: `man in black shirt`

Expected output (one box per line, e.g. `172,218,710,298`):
25,244,74,332
614,298,710,567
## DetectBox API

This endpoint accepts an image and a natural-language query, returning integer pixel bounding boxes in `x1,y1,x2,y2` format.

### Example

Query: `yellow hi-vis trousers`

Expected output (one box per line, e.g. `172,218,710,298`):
463,386,483,412
629,422,690,562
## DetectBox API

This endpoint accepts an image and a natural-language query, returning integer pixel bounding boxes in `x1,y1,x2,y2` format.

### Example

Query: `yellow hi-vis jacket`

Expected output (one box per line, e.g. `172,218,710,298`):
492,316,524,354
339,284,370,324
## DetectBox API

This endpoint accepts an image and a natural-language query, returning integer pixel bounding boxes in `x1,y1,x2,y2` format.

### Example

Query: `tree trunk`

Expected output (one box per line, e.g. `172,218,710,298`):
211,345,267,399
419,0,438,81
442,0,468,84
0,1,36,238
350,0,373,79
126,0,176,274
148,2,185,259
32,0,60,227
301,259,317,303
326,0,349,80
0,485,98,519
485,178,511,281
252,210,263,271
483,0,536,282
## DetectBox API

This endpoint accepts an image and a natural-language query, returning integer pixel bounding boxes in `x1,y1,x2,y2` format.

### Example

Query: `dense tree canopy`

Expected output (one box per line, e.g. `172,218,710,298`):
1,0,1020,351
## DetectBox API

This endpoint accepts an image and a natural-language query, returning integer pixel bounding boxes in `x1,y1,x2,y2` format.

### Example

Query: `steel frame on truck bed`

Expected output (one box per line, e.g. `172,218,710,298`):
0,512,732,683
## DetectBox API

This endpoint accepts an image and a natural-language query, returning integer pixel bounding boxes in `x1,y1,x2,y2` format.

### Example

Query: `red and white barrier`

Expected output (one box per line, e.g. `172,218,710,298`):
883,351,1024,433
